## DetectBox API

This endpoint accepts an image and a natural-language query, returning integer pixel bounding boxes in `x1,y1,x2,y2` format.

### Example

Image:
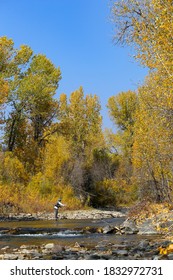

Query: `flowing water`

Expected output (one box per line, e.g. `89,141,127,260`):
0,218,161,250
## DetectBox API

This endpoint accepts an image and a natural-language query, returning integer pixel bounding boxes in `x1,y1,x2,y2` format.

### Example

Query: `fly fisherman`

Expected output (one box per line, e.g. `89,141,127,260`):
54,198,65,220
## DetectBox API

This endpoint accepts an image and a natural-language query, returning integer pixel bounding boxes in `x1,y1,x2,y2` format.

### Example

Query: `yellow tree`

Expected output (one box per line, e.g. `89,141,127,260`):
111,0,173,75
58,87,104,201
107,90,138,160
43,135,70,182
133,72,173,202
59,86,103,158
111,0,173,203
107,90,139,203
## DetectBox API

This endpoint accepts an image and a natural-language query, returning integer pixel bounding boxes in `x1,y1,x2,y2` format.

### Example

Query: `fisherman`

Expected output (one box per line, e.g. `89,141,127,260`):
54,198,65,220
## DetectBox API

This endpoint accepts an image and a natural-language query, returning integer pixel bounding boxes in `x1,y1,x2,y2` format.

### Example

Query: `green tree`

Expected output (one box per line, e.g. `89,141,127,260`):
1,39,61,171
18,54,61,145
0,37,32,126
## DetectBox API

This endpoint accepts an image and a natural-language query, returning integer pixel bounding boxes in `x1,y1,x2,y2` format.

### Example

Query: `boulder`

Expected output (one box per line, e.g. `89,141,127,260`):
121,219,139,234
137,220,158,235
102,226,116,234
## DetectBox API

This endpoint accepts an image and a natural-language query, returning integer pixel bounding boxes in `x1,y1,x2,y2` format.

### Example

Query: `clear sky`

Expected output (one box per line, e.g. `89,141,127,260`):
0,0,148,129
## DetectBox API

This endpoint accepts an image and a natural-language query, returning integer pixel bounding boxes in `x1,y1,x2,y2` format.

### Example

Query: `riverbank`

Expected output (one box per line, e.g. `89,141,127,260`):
0,208,127,221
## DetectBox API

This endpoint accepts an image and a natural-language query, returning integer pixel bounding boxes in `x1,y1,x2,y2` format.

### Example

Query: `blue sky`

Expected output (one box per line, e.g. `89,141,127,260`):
0,0,148,129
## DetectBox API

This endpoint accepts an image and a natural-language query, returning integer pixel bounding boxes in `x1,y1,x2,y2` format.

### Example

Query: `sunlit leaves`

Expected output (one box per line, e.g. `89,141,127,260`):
132,71,173,202
110,0,173,203
159,244,173,255
43,135,70,180
107,90,138,131
59,86,103,158
111,0,173,74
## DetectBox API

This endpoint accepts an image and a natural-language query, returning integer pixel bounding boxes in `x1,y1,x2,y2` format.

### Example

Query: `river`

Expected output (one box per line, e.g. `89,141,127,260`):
0,217,161,251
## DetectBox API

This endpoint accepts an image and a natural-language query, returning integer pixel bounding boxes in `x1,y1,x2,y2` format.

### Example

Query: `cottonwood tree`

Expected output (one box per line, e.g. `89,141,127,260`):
0,36,62,176
133,72,173,202
1,39,61,170
59,86,103,158
110,0,173,203
107,90,138,160
107,90,138,201
58,87,104,201
111,0,173,75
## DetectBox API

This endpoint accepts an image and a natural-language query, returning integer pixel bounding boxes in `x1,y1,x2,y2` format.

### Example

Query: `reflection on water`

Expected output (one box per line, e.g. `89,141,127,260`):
0,218,161,249
0,217,124,229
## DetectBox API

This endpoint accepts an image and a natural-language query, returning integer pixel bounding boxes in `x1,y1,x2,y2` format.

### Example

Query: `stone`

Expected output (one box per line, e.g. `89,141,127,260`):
137,220,158,235
45,243,55,249
116,249,128,256
102,226,116,234
168,253,173,260
162,240,172,247
86,254,101,260
1,246,10,250
138,240,150,249
95,245,107,252
13,248,18,252
112,244,127,249
52,254,64,260
152,255,165,260
20,245,28,249
74,242,81,248
134,253,142,259
52,245,64,253
17,254,26,260
3,254,18,260
122,219,138,234
42,249,51,254
160,221,173,229
20,249,32,254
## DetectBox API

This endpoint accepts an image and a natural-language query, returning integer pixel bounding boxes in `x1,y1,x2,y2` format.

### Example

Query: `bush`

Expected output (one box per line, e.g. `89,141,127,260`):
23,173,83,212
91,178,138,208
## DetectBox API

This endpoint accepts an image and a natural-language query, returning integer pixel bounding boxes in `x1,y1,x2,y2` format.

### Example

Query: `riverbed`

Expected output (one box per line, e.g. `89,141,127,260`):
0,217,125,248
0,216,170,260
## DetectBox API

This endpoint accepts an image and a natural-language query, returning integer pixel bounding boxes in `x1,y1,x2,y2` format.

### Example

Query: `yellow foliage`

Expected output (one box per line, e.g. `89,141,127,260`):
129,202,172,228
92,178,137,207
159,244,173,255
21,171,83,212
44,135,70,180
132,70,173,202
114,0,172,72
58,87,103,158
3,152,28,183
